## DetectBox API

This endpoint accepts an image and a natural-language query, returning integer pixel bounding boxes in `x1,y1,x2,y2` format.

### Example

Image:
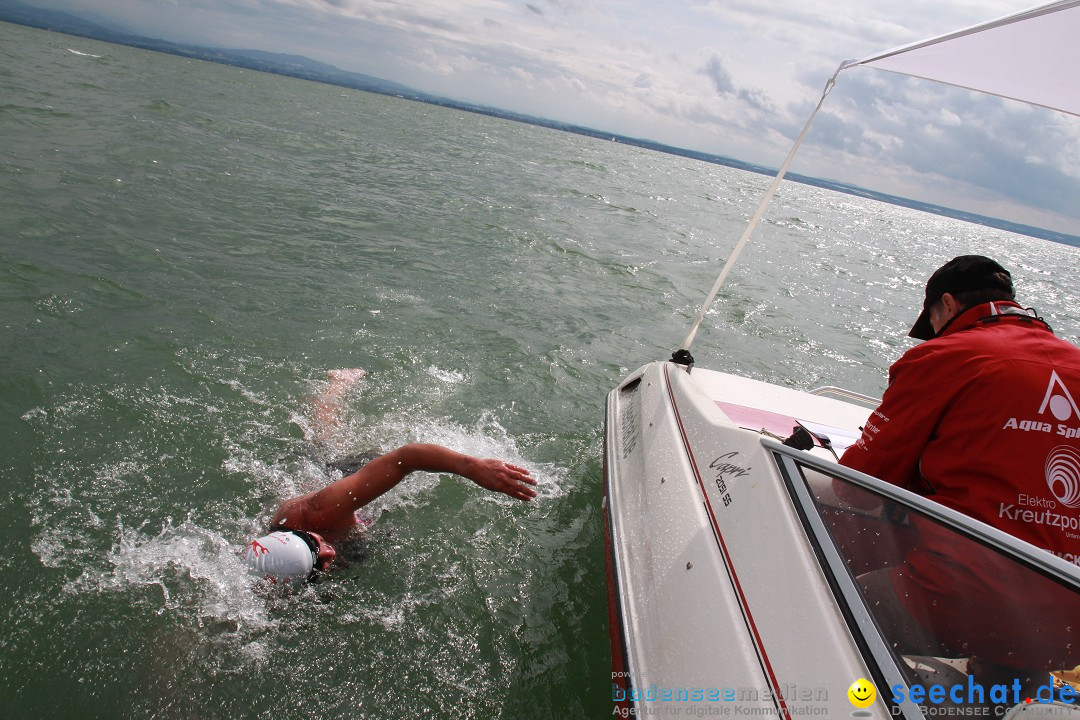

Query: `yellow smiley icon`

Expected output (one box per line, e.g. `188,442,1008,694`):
847,678,876,709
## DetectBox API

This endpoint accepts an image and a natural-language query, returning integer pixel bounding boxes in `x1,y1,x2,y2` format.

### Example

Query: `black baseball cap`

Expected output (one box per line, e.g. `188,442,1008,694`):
909,255,1014,340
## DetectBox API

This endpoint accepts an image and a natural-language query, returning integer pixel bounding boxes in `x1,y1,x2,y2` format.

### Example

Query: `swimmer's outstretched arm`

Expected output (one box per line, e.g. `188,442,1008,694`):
292,444,538,532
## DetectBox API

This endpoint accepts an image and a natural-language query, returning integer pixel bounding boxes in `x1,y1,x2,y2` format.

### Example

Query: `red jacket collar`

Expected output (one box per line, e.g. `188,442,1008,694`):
936,300,1037,339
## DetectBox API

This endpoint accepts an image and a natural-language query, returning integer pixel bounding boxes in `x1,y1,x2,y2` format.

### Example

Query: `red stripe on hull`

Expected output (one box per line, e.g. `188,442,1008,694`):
603,418,632,711
664,364,791,720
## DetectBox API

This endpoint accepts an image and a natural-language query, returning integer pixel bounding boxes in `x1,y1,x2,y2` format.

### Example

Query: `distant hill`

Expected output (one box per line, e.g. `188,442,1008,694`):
0,0,118,37
0,0,424,98
2,0,1077,247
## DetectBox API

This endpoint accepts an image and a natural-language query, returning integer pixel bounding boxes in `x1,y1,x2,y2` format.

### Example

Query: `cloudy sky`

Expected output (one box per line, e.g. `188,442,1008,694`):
24,0,1080,235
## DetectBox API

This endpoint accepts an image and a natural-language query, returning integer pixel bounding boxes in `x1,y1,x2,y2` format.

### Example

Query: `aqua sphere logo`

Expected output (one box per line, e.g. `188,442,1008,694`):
1040,371,1080,425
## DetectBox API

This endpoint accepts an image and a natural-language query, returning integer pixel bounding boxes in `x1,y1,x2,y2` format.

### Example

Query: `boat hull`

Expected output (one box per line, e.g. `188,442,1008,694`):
603,361,877,715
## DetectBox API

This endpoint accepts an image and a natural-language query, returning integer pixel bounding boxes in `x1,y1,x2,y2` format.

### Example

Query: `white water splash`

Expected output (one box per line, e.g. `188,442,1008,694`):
68,517,276,632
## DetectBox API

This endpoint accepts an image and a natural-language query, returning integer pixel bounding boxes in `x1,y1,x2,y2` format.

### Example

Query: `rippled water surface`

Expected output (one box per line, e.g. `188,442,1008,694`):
2,20,1079,719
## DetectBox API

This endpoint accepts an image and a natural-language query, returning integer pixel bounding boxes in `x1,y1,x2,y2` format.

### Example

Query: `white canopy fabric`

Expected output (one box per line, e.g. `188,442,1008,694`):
845,0,1080,118
678,0,1080,354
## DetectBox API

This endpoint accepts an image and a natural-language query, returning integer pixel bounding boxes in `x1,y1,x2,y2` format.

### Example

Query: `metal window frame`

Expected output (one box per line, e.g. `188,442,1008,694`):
764,438,1080,587
770,445,923,720
764,437,1080,720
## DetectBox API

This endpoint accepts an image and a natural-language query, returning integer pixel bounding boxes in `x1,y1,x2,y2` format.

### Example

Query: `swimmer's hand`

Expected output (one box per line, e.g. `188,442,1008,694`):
466,459,539,502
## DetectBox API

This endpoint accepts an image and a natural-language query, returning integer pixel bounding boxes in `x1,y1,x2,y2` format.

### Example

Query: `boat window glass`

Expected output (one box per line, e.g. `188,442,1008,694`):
794,462,1080,705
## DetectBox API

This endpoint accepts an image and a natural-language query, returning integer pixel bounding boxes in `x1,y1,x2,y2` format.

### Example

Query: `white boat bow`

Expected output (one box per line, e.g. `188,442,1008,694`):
604,361,1080,719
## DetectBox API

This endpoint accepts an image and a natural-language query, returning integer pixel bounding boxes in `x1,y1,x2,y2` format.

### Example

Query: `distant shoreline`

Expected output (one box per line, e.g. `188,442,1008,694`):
2,4,1077,248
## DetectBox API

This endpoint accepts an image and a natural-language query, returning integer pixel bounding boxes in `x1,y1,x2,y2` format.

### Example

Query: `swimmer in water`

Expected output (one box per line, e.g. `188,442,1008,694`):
243,369,538,583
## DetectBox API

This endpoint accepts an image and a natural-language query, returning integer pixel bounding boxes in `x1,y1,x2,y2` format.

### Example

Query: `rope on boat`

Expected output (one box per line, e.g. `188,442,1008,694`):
676,63,846,357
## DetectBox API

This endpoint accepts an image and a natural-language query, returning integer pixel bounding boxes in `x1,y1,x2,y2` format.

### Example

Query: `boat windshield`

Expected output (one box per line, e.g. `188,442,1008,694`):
771,444,1080,713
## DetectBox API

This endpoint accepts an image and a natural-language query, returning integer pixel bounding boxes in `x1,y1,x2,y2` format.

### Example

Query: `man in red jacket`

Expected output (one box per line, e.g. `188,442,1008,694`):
839,256,1080,678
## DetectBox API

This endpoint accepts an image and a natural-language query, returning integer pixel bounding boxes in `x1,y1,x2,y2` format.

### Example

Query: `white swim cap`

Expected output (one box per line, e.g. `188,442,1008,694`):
243,531,317,582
